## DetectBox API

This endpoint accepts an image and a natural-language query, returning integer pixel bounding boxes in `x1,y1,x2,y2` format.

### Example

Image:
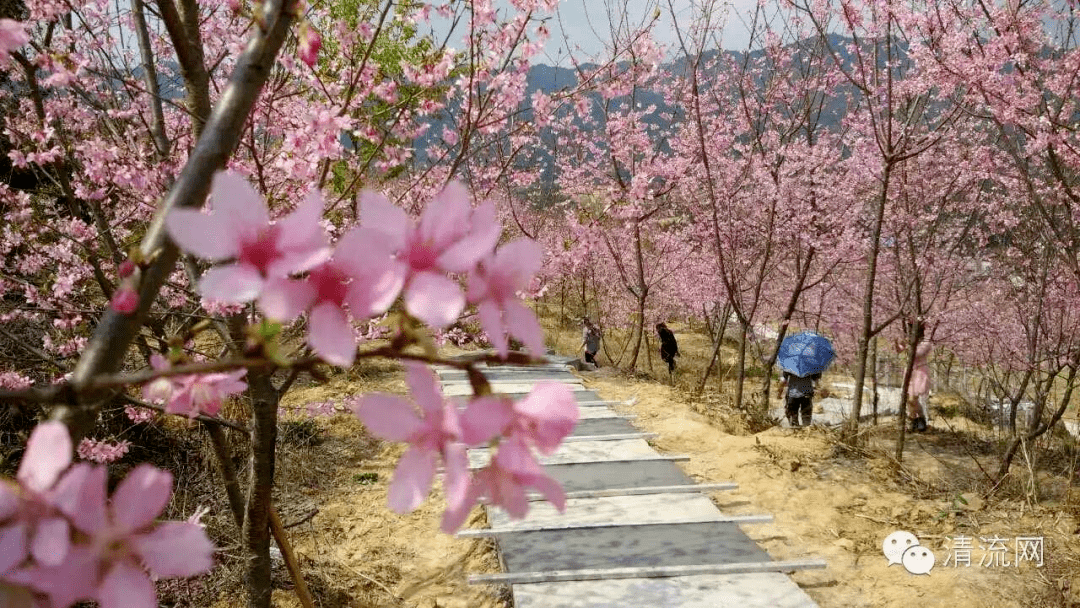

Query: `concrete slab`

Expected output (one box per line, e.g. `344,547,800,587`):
561,433,657,443
468,438,661,469
570,418,640,436
436,369,582,382
544,460,694,493
441,383,590,397
497,522,771,572
577,409,629,420
485,493,729,532
510,572,819,607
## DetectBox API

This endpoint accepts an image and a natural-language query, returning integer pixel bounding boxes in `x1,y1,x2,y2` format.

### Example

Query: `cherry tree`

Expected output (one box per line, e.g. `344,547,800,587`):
0,0,591,606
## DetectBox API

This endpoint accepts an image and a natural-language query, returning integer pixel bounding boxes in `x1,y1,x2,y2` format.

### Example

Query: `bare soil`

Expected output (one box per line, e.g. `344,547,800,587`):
209,323,1080,608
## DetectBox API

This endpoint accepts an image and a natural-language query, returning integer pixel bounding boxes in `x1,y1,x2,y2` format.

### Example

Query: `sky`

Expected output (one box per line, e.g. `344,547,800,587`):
423,0,764,66
536,0,760,64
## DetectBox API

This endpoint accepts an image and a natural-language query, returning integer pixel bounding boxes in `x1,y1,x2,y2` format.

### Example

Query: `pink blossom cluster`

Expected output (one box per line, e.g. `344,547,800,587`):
0,422,215,608
0,19,28,64
76,438,132,464
166,173,547,367
0,371,33,390
352,363,578,532
304,400,337,418
124,405,156,424
141,355,247,418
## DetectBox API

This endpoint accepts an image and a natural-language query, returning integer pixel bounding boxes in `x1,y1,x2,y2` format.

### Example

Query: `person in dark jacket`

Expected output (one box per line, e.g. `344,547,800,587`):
656,322,680,374
777,371,821,427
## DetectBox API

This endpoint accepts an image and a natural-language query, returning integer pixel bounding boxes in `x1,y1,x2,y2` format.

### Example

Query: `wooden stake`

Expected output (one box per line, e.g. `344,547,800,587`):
269,505,315,608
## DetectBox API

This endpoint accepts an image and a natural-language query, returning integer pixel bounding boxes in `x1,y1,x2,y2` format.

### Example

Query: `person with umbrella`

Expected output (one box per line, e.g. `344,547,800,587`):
775,331,836,428
778,371,821,427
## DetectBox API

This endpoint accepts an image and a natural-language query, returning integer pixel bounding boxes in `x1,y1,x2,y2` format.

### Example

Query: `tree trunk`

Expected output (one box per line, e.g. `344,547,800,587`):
697,301,732,394
243,370,280,608
844,161,892,442
627,222,648,371
734,321,749,409
997,364,1078,480
894,331,921,462
871,336,879,425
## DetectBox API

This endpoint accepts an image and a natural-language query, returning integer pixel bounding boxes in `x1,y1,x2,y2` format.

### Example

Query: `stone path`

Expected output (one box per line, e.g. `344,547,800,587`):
434,356,825,607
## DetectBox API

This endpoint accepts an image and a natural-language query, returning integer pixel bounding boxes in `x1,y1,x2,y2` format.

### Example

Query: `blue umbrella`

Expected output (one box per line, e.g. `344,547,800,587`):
777,331,836,377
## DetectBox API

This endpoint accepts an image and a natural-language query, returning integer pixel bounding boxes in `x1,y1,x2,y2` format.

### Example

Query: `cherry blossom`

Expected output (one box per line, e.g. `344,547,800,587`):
297,22,321,68
0,422,215,607
0,19,28,64
142,355,247,418
109,285,139,314
356,182,501,328
442,436,566,532
461,382,578,454
258,227,403,367
76,439,132,464
124,406,156,424
165,172,330,307
351,363,469,522
467,238,546,357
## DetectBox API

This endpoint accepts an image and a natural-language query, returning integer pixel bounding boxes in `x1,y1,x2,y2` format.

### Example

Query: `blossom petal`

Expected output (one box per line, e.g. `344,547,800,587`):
0,521,28,573
111,464,173,533
269,192,332,276
460,396,513,445
334,226,393,276
17,421,72,493
504,299,545,355
97,560,156,608
50,463,107,534
477,301,507,357
308,302,356,367
275,189,328,255
364,259,409,315
357,190,409,252
341,253,405,318
133,522,215,577
405,363,443,416
439,492,476,534
258,277,315,321
30,517,69,566
525,469,566,512
437,201,501,273
420,181,471,248
207,172,269,242
165,209,236,260
515,383,578,454
199,264,264,303
20,545,98,608
442,442,470,511
404,272,464,328
388,447,436,513
352,394,423,441
496,238,544,283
